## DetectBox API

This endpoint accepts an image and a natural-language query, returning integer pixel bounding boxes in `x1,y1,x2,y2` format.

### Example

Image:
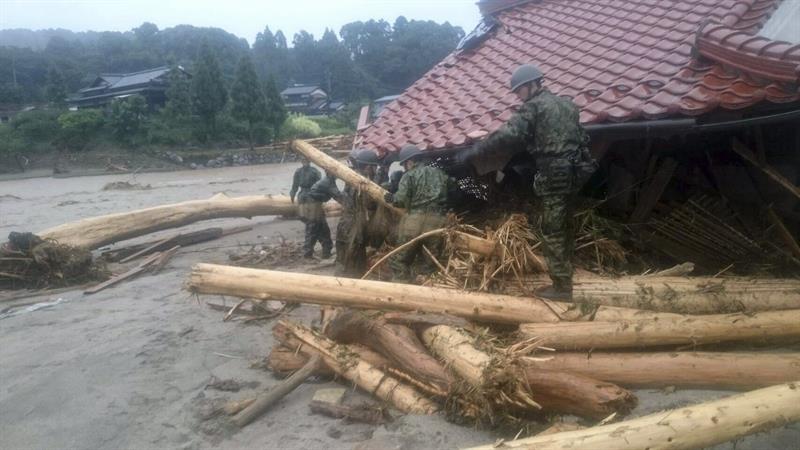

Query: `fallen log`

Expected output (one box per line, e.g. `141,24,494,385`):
568,275,800,314
520,310,800,350
233,355,321,428
39,193,339,250
187,264,671,324
465,381,800,450
293,140,497,257
420,325,636,420
521,351,800,390
277,320,439,414
293,139,402,215
326,310,453,392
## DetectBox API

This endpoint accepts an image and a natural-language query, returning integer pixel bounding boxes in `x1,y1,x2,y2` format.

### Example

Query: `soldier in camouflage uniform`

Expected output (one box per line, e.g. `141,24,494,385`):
465,64,594,300
289,158,323,258
384,144,450,283
305,170,341,259
335,149,378,277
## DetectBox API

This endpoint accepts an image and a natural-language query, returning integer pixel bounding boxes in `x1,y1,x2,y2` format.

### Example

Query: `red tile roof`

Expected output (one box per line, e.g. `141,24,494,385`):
357,0,800,155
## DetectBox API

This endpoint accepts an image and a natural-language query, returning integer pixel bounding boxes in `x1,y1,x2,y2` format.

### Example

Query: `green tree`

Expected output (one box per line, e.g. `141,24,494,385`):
263,74,287,142
109,94,147,146
56,109,103,151
231,55,266,149
163,66,192,121
191,41,227,142
44,66,67,107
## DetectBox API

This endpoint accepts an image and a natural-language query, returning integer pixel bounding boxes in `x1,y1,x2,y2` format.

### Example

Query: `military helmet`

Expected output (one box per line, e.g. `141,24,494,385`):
354,148,379,166
510,64,544,92
347,148,360,162
397,144,423,164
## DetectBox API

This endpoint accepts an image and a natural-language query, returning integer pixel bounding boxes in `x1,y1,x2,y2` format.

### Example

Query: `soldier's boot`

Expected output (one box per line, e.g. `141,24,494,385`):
535,278,573,300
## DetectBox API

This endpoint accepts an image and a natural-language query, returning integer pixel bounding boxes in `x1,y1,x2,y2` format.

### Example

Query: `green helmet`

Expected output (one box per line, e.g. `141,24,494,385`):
354,148,379,166
510,64,543,91
397,144,423,164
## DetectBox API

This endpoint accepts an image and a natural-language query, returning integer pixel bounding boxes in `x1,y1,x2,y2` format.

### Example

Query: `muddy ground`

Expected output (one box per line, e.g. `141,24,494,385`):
1,163,798,449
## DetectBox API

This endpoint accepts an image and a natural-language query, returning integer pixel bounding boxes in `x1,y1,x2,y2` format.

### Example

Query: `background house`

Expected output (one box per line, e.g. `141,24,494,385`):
280,84,329,115
68,66,190,109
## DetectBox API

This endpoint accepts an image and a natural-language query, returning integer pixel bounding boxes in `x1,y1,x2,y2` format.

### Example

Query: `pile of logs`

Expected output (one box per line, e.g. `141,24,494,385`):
184,140,800,447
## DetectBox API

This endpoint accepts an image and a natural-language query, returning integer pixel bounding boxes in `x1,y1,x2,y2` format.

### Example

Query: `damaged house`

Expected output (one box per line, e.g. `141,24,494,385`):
356,0,800,273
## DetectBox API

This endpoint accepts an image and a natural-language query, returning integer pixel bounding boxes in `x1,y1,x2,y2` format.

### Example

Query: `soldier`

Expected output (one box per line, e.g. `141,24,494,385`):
462,64,595,300
384,144,450,283
335,149,379,277
305,170,341,259
289,157,323,258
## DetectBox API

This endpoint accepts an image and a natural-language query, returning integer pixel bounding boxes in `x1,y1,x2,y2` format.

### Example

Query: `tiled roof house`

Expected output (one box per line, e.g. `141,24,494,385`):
69,66,190,109
356,0,800,155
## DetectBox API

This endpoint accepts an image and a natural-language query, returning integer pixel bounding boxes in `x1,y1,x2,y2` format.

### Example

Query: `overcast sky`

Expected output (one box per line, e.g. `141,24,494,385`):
0,0,482,44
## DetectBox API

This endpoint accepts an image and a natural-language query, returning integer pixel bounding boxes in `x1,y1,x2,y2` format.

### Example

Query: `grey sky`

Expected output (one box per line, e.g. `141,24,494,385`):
0,0,482,45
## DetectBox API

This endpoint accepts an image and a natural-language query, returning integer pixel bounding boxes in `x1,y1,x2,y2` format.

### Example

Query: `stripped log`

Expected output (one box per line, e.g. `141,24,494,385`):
187,264,671,324
521,351,800,390
420,325,636,420
520,310,800,350
513,275,800,314
277,320,439,414
326,310,453,392
39,193,339,250
465,381,800,450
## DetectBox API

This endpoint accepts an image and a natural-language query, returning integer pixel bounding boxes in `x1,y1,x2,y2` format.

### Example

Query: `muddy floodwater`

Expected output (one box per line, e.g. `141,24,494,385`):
1,165,798,449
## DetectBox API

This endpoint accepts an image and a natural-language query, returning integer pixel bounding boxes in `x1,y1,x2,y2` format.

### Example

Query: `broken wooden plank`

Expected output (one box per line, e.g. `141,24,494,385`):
84,252,163,295
731,138,800,201
629,157,678,223
767,207,800,259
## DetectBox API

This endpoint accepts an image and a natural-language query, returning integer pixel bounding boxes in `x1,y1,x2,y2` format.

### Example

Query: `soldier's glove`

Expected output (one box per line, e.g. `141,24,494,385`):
384,192,393,204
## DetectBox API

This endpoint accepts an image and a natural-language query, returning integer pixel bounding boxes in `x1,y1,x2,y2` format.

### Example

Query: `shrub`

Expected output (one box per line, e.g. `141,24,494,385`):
10,109,61,144
280,113,321,139
57,109,103,151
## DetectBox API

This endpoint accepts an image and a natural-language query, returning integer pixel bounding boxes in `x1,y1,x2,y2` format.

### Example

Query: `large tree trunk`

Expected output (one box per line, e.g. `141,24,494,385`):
276,320,439,415
521,351,800,390
420,325,636,420
520,310,800,350
293,139,402,215
568,275,800,314
326,310,453,392
465,381,800,450
188,264,670,324
39,193,340,250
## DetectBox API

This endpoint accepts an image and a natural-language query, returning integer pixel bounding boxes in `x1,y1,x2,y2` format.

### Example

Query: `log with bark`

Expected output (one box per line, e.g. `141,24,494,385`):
326,310,453,392
465,381,800,450
567,275,800,314
420,325,636,420
275,320,439,415
187,264,672,324
520,310,800,350
39,193,340,250
521,351,800,390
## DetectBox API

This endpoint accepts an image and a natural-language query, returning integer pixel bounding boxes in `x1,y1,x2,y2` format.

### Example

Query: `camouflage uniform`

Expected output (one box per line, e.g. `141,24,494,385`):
387,165,450,282
290,165,321,204
334,184,371,277
304,174,340,258
475,88,589,290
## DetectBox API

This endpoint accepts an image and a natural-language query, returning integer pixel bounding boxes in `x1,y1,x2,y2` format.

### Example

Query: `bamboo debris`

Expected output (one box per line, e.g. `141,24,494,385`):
277,320,439,415
39,193,340,250
187,264,669,324
520,310,800,350
465,381,800,450
521,351,800,390
420,325,636,420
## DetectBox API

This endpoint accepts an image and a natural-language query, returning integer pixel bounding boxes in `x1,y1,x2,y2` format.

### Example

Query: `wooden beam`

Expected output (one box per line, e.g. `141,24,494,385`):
629,157,678,223
767,207,800,259
731,138,800,201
